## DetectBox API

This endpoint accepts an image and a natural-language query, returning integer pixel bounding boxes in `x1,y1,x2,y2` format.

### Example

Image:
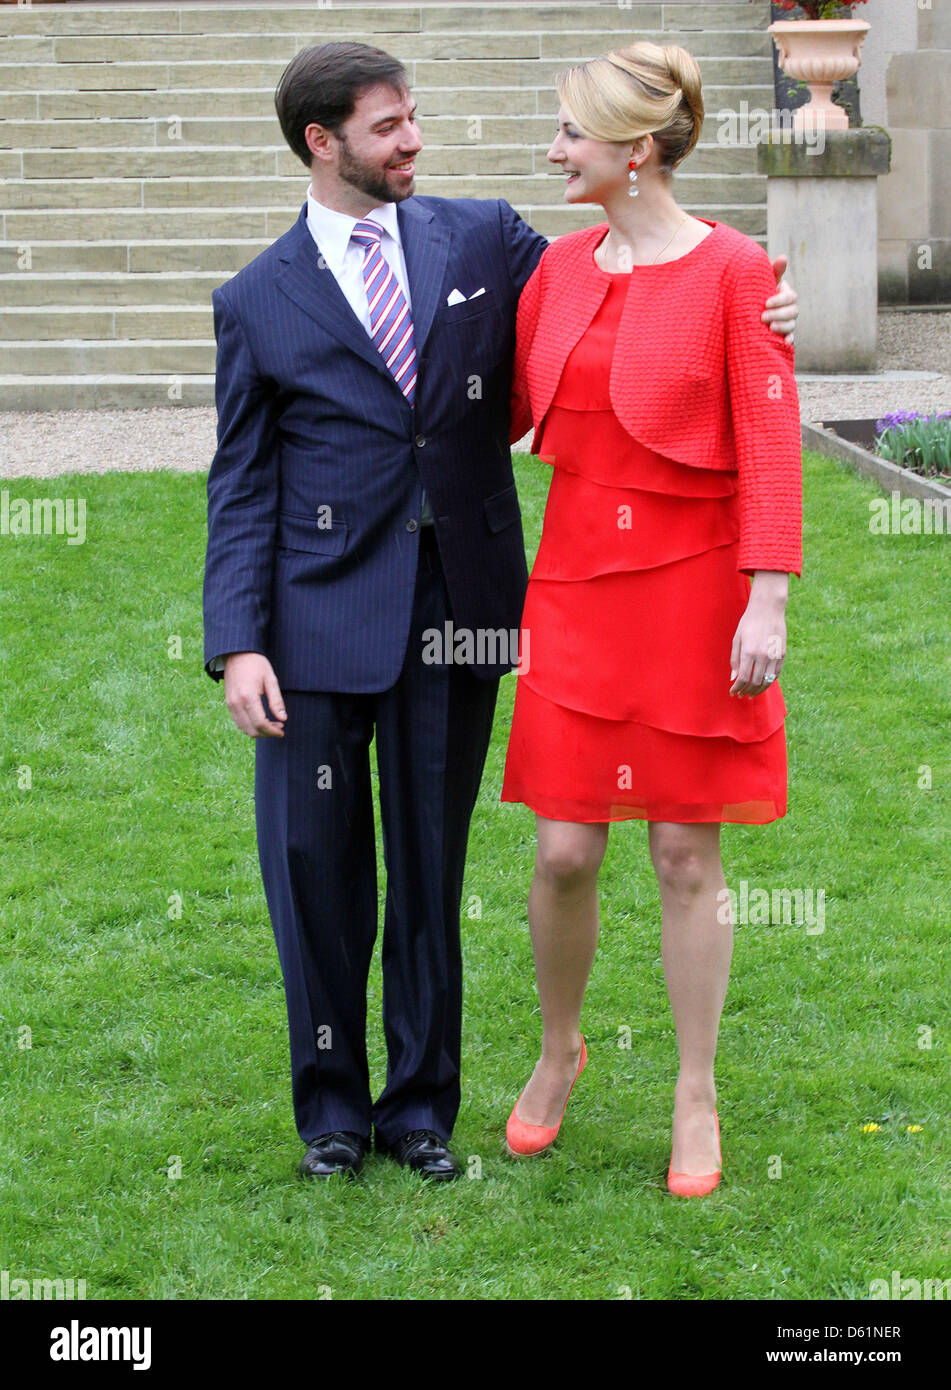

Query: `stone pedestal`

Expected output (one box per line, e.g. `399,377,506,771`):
758,129,891,372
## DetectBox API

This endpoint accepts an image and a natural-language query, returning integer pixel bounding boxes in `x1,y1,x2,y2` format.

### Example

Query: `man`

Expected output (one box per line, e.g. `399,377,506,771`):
203,42,798,1181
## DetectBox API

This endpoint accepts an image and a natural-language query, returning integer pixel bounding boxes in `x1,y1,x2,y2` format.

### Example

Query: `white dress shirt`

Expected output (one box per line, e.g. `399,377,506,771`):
305,185,413,329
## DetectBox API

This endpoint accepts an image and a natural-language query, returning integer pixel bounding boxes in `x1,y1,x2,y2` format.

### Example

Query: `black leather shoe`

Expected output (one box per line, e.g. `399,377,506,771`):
377,1129,461,1181
298,1131,367,1180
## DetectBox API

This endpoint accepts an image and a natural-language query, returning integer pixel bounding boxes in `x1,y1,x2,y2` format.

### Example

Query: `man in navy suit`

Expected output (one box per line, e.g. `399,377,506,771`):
203,42,798,1180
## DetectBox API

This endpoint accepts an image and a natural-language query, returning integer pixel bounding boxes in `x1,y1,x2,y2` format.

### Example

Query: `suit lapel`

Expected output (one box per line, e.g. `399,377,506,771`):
396,197,449,360
275,203,391,383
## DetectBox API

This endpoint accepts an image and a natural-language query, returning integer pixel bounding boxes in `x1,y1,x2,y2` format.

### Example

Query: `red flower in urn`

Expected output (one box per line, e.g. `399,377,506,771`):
772,1,868,17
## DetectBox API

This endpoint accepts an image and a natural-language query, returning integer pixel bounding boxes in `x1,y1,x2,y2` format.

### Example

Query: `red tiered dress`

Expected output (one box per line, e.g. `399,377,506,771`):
500,268,789,825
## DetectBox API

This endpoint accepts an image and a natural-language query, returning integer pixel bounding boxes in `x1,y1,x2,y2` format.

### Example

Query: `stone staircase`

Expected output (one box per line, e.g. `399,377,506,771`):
0,1,774,409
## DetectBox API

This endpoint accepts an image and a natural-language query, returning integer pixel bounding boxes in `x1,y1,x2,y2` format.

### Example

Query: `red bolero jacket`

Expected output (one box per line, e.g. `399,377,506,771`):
510,219,803,578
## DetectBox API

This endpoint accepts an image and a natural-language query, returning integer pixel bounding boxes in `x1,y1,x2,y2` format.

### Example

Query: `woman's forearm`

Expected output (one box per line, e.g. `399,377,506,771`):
749,569,789,608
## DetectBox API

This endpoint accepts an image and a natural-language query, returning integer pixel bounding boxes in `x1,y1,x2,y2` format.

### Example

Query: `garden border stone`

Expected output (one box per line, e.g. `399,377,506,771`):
802,421,951,507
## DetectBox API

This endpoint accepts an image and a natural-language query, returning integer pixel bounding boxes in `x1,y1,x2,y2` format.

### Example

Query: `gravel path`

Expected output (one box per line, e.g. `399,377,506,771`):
1,310,948,479
796,309,951,425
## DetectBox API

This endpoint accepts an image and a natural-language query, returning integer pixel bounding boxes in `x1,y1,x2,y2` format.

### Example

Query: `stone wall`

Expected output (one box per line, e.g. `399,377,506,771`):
864,0,949,303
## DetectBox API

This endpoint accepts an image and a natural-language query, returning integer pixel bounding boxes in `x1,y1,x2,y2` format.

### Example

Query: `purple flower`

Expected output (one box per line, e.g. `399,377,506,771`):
875,410,938,434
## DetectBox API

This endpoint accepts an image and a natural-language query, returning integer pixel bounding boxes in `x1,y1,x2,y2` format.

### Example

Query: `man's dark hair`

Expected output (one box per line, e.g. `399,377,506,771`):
275,42,410,168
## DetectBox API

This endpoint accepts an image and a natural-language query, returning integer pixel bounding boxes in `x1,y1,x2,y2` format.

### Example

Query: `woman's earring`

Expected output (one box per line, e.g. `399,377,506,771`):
628,160,639,197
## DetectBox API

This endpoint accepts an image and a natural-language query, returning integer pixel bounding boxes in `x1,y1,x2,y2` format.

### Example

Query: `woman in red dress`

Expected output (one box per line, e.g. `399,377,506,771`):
501,41,803,1195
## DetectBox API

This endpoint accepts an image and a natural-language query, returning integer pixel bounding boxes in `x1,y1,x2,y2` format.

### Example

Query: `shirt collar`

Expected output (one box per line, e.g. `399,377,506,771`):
305,185,402,274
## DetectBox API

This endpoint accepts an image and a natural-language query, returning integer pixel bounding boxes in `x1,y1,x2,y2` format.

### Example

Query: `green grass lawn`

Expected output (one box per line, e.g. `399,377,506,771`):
1,448,948,1300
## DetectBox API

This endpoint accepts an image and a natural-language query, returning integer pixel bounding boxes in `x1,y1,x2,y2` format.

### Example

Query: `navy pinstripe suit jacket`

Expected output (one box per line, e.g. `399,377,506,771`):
203,195,547,690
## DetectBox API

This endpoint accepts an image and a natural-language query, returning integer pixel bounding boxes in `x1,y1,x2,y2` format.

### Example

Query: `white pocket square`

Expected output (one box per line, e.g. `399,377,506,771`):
446,286,486,305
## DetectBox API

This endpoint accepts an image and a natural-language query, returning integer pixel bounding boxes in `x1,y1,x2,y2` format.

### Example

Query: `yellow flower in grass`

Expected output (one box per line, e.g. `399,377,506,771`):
861,1123,881,1133
906,1124,923,1133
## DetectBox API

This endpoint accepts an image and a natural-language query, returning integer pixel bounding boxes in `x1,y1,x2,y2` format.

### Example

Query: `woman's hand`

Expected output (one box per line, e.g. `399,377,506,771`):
729,571,788,697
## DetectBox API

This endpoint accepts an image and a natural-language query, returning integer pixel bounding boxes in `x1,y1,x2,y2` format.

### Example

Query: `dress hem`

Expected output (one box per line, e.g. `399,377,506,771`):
499,788,788,826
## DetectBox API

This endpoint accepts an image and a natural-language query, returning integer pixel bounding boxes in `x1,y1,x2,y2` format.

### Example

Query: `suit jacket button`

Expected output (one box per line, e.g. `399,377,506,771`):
406,519,419,532
415,434,427,447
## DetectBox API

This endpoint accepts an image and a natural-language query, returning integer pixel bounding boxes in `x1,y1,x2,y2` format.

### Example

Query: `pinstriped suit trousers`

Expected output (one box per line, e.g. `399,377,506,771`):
254,527,499,1146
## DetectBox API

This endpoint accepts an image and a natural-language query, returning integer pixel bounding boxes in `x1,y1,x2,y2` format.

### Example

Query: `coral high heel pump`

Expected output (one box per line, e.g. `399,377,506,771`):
505,1037,587,1156
667,1108,722,1197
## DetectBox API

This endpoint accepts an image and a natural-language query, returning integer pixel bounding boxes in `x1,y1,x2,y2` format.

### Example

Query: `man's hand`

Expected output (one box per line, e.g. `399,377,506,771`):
764,254,797,343
224,652,287,737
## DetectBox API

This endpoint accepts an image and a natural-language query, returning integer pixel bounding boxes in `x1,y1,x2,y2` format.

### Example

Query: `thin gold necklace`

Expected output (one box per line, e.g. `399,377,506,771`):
601,214,691,270
651,214,689,264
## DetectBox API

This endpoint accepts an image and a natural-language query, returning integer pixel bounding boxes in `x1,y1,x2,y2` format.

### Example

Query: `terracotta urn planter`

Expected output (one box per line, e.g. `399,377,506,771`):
768,19,870,132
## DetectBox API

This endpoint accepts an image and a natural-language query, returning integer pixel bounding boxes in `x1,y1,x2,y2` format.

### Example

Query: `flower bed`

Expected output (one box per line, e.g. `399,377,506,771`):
874,412,951,482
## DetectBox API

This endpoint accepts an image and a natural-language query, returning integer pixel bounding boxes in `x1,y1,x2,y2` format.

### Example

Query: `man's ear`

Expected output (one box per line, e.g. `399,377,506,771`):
304,122,335,165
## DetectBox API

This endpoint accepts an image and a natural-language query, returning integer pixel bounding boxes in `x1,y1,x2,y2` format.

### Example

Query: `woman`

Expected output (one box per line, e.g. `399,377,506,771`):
501,42,802,1196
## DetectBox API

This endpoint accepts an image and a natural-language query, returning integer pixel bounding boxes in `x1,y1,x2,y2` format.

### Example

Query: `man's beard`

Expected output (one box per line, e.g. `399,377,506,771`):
337,134,414,205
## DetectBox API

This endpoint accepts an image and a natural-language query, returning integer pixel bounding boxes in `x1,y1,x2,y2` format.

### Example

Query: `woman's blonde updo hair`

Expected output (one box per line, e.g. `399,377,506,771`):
556,41,704,173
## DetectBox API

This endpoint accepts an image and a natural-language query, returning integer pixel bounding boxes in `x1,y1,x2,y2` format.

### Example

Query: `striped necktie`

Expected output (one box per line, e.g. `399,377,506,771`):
350,218,417,404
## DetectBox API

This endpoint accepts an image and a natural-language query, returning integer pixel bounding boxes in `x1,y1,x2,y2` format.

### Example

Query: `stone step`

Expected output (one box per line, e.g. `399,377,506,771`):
0,172,766,211
0,85,773,122
0,5,770,38
3,198,767,248
541,29,771,60
1,208,280,243
0,58,772,93
3,197,766,239
0,240,271,274
1,31,772,72
3,6,417,37
9,34,545,64
0,340,217,374
0,273,230,307
0,111,760,151
9,25,772,61
18,146,538,179
0,375,216,411
0,23,770,87
10,139,760,180
0,307,213,342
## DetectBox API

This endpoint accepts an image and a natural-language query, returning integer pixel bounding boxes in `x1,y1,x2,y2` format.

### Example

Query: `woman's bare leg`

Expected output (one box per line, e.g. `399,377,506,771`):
514,815,610,1126
648,821,731,1174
